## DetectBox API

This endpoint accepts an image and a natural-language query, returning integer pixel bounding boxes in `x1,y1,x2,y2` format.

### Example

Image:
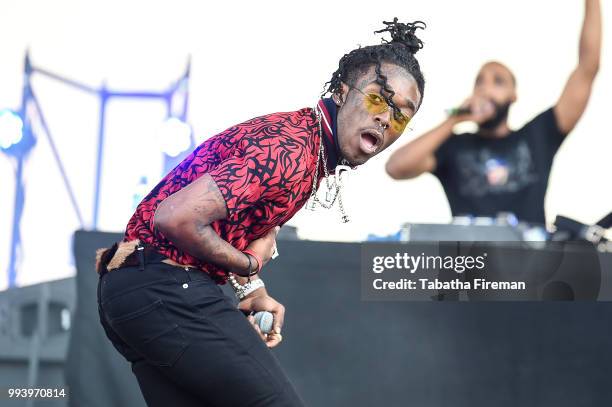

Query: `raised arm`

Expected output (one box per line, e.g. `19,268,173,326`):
554,0,601,134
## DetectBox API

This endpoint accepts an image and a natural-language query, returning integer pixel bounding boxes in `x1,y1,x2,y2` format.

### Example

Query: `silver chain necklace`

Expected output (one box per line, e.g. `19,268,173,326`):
306,104,351,223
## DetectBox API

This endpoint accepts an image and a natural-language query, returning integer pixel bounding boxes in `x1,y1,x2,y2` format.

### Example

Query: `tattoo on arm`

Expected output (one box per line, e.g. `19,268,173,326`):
155,174,249,273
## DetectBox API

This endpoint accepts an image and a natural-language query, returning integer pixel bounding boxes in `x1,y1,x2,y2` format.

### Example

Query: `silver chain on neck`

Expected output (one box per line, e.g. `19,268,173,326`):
307,105,350,223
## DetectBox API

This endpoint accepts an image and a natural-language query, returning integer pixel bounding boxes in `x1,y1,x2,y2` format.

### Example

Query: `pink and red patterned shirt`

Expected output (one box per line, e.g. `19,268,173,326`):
124,99,340,283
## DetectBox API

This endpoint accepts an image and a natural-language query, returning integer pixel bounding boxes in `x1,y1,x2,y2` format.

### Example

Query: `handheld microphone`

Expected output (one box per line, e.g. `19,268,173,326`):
253,311,274,334
446,106,471,116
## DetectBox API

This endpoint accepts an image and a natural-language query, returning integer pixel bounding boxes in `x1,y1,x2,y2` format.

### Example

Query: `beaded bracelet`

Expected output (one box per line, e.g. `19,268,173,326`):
228,273,265,301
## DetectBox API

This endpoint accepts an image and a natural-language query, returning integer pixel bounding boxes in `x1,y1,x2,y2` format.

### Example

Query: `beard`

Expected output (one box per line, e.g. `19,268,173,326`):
479,101,511,130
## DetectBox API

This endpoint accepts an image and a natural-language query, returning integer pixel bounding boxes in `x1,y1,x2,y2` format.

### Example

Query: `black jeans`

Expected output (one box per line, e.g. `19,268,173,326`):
97,260,305,407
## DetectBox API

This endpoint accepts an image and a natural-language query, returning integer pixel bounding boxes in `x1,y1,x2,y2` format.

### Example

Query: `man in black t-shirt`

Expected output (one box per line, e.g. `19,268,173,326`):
386,0,601,225
431,108,564,223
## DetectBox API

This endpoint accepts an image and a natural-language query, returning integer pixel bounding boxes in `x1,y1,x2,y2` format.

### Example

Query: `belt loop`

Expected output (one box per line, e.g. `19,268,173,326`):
137,243,145,271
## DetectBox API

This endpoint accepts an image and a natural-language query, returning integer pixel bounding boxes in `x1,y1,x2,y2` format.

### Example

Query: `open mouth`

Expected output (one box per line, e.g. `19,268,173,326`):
359,129,383,155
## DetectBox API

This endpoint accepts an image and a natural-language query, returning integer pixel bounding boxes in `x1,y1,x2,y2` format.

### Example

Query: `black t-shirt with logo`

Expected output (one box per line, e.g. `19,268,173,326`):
433,108,566,224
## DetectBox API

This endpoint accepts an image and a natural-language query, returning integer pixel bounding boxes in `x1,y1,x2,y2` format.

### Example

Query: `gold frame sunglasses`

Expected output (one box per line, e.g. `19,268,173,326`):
349,87,412,134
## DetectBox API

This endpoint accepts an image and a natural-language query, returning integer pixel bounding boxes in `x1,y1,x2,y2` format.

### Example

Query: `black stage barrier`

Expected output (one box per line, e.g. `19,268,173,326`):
67,230,612,407
0,278,74,407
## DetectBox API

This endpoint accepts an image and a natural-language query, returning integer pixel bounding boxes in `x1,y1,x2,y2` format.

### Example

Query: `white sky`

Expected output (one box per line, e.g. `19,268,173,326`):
0,0,610,288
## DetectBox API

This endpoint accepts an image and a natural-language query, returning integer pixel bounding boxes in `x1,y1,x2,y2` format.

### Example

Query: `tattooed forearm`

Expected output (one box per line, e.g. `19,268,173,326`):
189,219,249,273
154,174,249,273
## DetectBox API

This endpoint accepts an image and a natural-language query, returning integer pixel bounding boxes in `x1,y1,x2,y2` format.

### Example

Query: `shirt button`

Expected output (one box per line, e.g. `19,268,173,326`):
182,283,189,289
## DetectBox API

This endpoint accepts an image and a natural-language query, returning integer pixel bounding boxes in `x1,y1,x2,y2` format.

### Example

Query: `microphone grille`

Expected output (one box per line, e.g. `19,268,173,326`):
253,311,274,334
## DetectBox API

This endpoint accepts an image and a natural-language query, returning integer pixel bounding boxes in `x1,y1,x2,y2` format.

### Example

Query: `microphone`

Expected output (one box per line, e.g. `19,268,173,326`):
253,311,274,334
446,106,471,116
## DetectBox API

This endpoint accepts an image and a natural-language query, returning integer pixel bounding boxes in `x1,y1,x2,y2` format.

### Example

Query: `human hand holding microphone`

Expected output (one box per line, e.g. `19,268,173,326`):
239,226,284,347
447,95,496,125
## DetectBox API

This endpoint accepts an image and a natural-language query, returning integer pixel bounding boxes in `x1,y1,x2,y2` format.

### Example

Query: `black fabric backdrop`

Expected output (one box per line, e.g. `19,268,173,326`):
66,230,612,407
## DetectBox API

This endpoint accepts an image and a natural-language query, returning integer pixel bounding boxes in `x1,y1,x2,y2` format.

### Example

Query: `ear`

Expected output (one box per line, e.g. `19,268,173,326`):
334,82,350,106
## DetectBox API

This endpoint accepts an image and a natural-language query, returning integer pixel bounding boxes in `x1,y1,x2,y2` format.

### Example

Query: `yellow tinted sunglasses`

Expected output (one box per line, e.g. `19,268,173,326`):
350,87,412,134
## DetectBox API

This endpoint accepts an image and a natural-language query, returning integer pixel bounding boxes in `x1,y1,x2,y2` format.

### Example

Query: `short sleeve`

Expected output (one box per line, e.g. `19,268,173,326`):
208,141,286,217
433,135,457,179
523,108,566,159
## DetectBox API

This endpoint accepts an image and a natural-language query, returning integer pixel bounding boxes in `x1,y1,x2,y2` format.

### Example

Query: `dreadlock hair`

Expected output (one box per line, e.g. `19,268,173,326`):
323,18,426,115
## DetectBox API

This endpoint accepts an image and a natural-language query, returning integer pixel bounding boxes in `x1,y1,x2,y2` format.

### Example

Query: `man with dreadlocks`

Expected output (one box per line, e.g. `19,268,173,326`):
96,18,425,406
387,0,601,226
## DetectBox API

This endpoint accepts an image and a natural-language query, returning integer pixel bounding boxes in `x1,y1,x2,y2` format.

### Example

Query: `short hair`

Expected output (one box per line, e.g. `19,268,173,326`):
479,61,517,87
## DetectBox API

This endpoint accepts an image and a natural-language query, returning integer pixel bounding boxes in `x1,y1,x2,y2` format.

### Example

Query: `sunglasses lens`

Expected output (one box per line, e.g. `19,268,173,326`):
391,112,410,133
361,90,411,133
364,94,388,114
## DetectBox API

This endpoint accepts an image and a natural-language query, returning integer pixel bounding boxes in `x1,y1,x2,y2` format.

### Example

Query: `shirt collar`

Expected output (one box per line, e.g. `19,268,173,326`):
317,98,342,172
